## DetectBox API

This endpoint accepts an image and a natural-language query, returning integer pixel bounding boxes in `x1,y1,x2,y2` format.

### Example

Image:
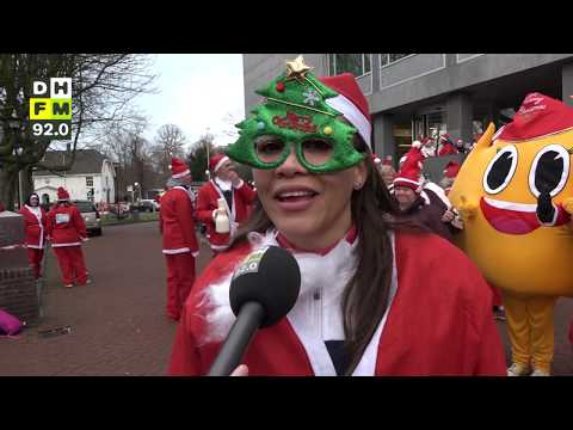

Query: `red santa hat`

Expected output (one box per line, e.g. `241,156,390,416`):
382,155,393,166
443,161,461,179
393,146,424,192
57,186,70,201
394,162,423,193
493,92,573,141
209,153,231,173
319,73,372,148
169,157,191,179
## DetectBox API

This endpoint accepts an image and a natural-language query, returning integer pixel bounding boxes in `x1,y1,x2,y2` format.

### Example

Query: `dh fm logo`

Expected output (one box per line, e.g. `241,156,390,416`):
29,77,72,140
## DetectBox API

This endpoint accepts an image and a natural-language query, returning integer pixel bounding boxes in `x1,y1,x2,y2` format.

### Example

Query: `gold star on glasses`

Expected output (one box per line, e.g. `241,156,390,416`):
285,55,313,79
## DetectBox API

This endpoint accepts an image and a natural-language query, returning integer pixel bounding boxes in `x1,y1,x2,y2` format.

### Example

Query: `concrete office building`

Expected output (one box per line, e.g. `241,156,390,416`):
242,54,573,164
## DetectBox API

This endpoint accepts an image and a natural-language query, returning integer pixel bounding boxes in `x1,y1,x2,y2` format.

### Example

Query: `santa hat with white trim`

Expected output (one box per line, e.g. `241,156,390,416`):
393,145,424,193
170,157,191,179
319,73,372,148
209,153,231,173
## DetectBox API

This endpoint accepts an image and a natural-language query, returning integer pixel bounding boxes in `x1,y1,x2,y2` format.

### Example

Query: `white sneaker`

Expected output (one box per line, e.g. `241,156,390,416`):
530,368,550,376
507,363,532,376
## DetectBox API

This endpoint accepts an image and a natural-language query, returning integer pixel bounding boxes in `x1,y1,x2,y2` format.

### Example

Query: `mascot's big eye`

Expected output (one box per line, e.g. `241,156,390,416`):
528,144,570,197
483,145,518,194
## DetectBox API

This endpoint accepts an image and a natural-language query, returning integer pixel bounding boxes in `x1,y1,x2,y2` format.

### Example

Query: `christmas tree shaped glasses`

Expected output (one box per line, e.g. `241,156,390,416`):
226,57,366,174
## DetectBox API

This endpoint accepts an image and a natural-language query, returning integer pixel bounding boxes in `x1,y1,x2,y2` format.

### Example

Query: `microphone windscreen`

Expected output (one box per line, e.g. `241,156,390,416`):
229,246,301,327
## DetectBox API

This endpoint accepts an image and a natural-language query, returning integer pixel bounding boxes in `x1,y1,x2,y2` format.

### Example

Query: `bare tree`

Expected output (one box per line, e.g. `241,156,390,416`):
149,124,187,184
0,54,156,209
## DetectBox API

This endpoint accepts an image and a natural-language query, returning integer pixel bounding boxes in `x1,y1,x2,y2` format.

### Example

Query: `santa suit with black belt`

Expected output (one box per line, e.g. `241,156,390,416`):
160,159,200,321
196,155,256,253
46,188,89,286
19,203,48,279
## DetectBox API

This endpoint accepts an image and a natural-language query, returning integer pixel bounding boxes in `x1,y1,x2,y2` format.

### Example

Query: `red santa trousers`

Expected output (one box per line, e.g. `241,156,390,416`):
165,252,196,321
27,248,44,279
53,246,88,285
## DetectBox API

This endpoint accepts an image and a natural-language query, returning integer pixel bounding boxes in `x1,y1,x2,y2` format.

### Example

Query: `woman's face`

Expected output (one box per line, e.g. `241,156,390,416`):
30,196,39,207
253,146,367,250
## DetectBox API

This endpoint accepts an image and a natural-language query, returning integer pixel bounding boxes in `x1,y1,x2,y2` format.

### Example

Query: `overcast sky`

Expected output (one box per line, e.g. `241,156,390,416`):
134,54,245,150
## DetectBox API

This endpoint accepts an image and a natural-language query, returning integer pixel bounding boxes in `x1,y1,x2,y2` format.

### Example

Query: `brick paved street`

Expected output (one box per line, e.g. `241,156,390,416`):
0,221,212,376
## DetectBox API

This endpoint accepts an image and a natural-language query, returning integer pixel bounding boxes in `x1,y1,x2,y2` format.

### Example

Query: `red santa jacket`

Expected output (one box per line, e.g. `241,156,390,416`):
19,205,48,249
196,179,256,251
169,230,506,376
159,186,199,256
46,203,88,247
438,141,459,156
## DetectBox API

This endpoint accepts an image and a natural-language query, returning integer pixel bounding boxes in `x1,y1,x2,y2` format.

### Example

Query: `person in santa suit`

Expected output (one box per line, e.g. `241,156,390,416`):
438,134,459,157
439,161,461,196
18,192,48,279
196,153,256,254
159,158,200,322
392,145,463,243
169,57,506,376
46,187,90,288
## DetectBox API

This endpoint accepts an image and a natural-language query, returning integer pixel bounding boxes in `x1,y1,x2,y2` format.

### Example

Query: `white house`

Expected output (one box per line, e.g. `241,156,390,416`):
33,149,116,206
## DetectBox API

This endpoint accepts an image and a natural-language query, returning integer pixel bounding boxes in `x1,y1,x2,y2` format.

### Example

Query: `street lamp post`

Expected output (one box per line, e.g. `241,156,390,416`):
9,119,24,208
134,182,140,202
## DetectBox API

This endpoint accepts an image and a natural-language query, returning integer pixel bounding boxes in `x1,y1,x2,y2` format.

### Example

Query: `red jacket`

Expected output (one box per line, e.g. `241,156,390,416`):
19,205,48,249
438,141,459,156
196,179,256,251
169,231,506,376
159,186,199,255
47,203,88,247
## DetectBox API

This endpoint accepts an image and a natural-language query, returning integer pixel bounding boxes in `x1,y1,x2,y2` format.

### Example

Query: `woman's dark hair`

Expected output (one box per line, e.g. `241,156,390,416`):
25,193,40,207
232,134,425,374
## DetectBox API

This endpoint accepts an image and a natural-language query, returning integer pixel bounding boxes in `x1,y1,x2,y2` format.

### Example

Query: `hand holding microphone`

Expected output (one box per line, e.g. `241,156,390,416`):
207,245,301,376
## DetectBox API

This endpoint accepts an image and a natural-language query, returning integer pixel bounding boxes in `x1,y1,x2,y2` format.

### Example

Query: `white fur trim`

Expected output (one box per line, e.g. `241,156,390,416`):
352,232,398,376
423,181,452,210
412,140,422,148
24,205,44,249
197,272,236,346
172,169,190,179
213,156,230,173
210,243,231,251
51,242,82,247
162,247,191,254
325,94,371,148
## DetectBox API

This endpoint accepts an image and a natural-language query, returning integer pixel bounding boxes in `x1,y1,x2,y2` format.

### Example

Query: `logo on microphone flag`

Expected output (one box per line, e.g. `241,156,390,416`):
233,246,269,279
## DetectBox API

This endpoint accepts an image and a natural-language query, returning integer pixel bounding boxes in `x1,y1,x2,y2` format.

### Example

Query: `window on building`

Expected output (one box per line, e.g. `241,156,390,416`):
86,176,93,187
328,54,372,77
380,54,415,67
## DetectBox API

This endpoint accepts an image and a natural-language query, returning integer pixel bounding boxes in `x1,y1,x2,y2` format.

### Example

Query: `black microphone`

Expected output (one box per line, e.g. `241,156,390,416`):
207,245,301,376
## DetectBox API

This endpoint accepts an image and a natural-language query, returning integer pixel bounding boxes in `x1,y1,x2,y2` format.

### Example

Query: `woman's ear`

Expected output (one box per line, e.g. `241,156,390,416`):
352,160,368,190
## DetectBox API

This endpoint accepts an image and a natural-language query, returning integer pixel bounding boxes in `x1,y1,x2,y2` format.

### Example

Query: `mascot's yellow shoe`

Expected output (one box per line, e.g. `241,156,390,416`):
507,363,532,376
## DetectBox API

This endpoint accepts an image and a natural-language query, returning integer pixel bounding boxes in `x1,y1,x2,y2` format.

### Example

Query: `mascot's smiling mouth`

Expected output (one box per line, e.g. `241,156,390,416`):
480,196,569,235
